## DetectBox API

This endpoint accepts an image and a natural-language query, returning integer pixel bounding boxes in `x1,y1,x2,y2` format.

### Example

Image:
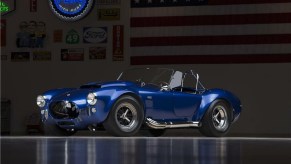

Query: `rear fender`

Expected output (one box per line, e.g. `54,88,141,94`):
193,89,241,122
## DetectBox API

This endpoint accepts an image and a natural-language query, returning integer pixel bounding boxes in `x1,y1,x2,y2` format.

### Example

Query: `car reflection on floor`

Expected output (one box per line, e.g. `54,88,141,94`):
1,137,291,164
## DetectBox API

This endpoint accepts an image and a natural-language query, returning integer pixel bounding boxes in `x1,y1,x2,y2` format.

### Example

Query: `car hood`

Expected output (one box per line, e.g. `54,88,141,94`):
48,81,136,107
80,80,136,89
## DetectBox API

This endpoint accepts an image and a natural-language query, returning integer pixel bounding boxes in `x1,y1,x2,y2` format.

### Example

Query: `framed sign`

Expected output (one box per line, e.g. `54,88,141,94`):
83,27,107,43
1,19,6,47
11,52,30,62
33,51,52,61
61,48,84,61
49,0,94,21
98,8,120,21
89,47,106,60
1,0,16,16
96,0,120,5
113,25,124,61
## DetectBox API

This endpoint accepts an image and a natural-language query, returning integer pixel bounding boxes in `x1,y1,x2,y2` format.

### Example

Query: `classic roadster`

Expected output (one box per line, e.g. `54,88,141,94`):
36,68,241,137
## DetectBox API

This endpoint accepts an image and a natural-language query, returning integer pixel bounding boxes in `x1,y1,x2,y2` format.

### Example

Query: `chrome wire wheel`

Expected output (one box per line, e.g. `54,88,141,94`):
212,105,229,131
115,102,138,132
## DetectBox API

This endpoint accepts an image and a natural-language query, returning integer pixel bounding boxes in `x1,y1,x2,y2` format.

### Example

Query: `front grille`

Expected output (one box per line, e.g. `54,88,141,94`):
49,101,79,119
57,121,75,126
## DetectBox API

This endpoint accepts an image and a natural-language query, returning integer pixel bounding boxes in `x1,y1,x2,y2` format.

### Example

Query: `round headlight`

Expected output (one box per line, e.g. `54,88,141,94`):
36,95,46,107
87,93,97,105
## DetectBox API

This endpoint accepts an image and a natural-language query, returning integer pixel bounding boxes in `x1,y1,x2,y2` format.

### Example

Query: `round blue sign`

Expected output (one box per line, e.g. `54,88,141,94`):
49,0,94,21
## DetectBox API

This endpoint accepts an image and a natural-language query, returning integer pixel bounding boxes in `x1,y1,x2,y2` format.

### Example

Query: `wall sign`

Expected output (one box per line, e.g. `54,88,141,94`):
96,0,120,5
16,21,46,48
1,19,6,47
89,47,106,60
30,0,37,12
11,52,30,62
53,29,63,43
1,0,16,16
49,0,94,21
98,8,120,21
66,29,79,44
113,25,124,61
33,51,52,61
61,48,84,61
83,27,107,43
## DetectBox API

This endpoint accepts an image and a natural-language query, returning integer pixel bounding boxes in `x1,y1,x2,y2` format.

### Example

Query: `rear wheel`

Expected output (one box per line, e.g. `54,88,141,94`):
103,96,144,137
199,100,231,137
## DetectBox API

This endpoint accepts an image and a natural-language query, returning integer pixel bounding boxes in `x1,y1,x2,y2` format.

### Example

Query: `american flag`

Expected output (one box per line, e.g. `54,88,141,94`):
130,0,291,65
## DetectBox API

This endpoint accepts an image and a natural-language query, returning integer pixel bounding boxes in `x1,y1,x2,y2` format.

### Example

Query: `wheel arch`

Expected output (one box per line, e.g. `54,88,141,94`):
106,90,145,116
194,90,238,122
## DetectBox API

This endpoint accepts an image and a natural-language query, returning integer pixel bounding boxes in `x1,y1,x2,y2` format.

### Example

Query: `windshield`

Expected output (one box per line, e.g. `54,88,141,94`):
118,68,174,86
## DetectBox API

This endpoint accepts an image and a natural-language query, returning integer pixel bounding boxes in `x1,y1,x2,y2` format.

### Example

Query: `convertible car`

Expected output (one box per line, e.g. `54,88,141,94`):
36,68,241,137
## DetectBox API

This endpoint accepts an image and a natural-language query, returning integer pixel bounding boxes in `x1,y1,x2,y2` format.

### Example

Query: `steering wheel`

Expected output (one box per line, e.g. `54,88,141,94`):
160,81,169,87
136,79,145,87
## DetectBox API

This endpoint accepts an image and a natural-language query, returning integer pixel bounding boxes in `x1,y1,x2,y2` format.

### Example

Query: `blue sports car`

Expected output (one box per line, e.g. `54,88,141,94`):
36,68,241,137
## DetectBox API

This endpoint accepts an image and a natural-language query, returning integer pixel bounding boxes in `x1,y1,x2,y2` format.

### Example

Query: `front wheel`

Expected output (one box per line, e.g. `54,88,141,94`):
103,96,144,137
199,100,231,137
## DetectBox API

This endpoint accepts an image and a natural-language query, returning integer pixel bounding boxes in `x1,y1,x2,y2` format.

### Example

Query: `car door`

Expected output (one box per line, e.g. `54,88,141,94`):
173,71,202,118
173,91,201,117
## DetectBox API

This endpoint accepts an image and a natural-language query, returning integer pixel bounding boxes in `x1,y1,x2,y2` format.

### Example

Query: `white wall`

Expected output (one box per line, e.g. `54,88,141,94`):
1,1,291,136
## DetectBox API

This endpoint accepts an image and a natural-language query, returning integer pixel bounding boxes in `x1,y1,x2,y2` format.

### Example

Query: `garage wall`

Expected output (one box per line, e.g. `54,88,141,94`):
1,1,291,136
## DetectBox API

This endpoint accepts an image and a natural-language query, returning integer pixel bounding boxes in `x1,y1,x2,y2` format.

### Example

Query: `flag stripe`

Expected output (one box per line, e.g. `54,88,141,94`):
131,13,291,27
208,0,291,5
131,24,291,37
130,1,291,64
131,44,291,56
130,54,291,65
131,34,291,47
131,3,291,17
131,0,291,8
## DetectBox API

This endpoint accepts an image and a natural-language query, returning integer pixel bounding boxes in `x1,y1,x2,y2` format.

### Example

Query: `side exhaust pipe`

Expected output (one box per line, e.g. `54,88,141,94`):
146,118,201,129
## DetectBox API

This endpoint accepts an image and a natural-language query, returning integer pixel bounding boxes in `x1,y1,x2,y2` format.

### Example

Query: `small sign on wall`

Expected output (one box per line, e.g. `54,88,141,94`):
53,29,63,43
96,0,120,5
113,25,124,61
83,27,107,43
1,0,16,16
11,52,30,62
1,19,6,47
98,8,120,21
33,51,51,61
61,48,84,61
89,47,106,60
66,29,79,44
30,0,37,12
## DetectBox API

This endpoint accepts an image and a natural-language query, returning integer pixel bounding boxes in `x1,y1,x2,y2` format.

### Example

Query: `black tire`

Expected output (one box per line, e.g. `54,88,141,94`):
199,100,232,137
42,123,76,136
103,95,144,137
147,129,166,137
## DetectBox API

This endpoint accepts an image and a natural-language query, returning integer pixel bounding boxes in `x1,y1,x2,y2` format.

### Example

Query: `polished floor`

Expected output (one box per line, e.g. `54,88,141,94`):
1,136,291,164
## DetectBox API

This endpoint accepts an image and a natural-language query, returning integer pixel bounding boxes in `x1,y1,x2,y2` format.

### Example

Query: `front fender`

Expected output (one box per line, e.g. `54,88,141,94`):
92,87,141,123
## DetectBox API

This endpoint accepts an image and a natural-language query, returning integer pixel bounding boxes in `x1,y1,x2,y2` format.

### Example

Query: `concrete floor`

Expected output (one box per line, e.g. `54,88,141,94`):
1,136,291,164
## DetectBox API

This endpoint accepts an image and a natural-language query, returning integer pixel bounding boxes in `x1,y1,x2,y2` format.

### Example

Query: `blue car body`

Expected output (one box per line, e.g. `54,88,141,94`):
37,68,242,136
